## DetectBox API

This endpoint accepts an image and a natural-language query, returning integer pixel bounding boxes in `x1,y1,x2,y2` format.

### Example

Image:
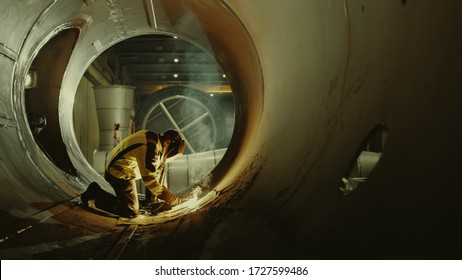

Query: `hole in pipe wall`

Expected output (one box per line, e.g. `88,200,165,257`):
340,124,388,195
26,28,80,175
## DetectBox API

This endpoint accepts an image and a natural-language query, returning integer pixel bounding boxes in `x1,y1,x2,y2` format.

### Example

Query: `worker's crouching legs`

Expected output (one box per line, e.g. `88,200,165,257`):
81,182,119,215
105,173,139,218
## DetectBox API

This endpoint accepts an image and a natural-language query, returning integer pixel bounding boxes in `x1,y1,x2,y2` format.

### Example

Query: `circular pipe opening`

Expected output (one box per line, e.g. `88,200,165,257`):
76,34,236,200
57,0,264,220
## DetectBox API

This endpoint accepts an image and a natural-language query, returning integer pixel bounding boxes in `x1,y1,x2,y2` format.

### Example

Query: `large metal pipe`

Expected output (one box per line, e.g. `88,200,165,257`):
0,0,462,259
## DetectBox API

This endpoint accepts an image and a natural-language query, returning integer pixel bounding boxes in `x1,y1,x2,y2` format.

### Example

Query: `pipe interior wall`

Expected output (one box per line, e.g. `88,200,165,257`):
0,0,461,259
0,0,85,229
0,0,54,54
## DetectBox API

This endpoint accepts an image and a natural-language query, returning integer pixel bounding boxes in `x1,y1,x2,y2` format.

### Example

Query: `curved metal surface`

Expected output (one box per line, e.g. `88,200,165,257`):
0,0,462,259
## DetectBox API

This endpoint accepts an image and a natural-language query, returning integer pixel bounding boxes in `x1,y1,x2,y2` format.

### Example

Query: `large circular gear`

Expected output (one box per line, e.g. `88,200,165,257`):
135,86,228,154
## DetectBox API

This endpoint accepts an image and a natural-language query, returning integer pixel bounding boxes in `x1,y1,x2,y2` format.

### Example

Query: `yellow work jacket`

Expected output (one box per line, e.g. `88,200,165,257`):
105,130,166,195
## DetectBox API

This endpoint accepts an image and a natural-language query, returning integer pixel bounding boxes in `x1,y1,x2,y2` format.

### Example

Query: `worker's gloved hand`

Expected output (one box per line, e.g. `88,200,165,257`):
157,186,187,206
169,196,187,206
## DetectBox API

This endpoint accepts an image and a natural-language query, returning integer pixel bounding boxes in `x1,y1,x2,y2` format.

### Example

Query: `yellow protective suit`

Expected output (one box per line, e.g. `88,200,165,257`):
106,129,166,196
81,130,183,218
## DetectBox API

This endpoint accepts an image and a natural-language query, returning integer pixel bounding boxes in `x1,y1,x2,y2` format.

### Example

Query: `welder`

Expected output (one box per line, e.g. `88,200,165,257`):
81,129,186,218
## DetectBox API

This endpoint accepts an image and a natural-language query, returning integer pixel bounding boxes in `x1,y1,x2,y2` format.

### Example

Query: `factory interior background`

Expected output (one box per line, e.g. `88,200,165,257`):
1,0,462,259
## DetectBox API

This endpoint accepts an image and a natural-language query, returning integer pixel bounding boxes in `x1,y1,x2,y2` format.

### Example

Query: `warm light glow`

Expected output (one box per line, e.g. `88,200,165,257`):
174,58,179,63
117,188,218,225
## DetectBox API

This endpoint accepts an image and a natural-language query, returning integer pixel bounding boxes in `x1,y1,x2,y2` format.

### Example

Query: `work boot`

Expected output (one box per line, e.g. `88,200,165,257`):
82,182,121,217
81,182,102,207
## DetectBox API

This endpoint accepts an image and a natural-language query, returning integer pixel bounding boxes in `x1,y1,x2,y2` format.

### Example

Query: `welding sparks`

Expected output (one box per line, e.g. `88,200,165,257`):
182,186,203,209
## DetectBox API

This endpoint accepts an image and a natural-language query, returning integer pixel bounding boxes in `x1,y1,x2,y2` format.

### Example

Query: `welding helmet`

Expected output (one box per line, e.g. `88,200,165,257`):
162,129,185,161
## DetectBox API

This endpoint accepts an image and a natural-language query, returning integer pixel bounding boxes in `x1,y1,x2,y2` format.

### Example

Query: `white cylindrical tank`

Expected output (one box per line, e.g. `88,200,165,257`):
93,85,135,151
